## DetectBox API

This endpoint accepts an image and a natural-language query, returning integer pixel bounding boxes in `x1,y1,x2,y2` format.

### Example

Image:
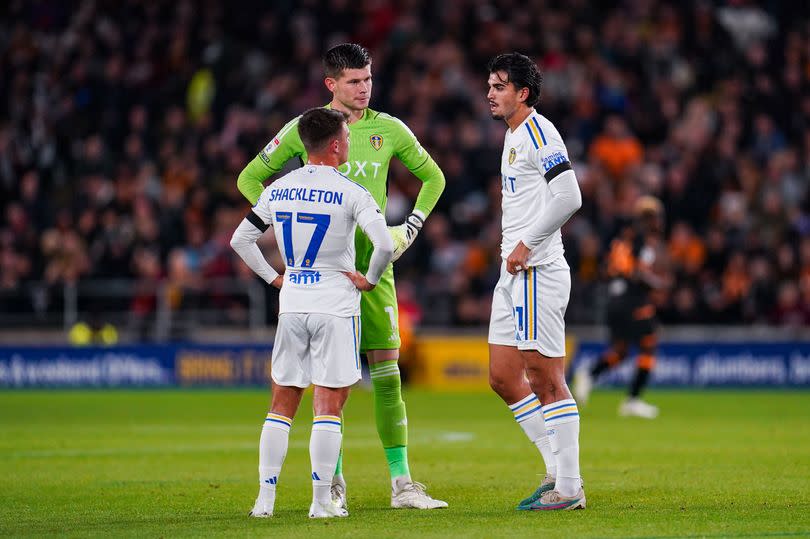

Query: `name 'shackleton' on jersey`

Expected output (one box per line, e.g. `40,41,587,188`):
252,165,384,317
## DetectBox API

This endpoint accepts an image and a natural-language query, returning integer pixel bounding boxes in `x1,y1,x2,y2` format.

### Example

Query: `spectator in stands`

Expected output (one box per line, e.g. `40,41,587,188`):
0,0,807,335
589,115,644,181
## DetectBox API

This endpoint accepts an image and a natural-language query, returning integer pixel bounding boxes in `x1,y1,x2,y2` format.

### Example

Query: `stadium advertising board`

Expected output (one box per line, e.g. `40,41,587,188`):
414,338,810,390
572,342,810,388
0,340,808,388
0,345,273,387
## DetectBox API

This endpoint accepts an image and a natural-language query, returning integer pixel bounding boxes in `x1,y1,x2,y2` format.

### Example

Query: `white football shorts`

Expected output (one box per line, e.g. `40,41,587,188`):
488,256,571,357
271,313,362,388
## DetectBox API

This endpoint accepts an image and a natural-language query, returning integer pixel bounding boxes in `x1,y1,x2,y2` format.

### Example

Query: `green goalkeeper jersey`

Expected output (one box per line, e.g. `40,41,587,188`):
237,106,444,351
237,106,445,218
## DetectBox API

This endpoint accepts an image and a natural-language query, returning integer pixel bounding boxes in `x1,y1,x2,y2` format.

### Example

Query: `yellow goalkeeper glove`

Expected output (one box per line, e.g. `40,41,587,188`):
388,212,424,262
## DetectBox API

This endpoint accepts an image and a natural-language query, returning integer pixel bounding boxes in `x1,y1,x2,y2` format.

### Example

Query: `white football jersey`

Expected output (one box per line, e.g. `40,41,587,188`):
500,111,573,266
252,165,384,317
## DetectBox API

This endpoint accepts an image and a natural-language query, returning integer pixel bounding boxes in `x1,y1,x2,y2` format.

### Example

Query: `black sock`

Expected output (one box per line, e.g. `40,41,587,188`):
629,367,651,398
591,357,611,378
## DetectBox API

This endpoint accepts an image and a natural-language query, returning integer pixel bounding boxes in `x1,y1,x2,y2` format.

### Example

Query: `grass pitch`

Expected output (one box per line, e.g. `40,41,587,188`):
0,388,808,538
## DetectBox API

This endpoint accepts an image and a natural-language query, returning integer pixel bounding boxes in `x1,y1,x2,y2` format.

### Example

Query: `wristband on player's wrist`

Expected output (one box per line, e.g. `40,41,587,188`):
406,210,425,231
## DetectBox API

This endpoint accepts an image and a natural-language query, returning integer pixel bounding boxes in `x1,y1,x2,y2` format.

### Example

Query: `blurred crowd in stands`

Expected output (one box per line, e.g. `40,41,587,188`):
1,0,809,333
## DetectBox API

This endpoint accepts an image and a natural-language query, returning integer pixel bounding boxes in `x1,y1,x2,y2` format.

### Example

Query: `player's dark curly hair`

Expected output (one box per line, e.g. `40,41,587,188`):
323,43,372,78
487,53,542,107
298,108,349,153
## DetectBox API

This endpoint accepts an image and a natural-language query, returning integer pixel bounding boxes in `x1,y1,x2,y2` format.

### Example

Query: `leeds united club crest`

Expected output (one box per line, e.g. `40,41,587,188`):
508,147,517,164
370,134,383,150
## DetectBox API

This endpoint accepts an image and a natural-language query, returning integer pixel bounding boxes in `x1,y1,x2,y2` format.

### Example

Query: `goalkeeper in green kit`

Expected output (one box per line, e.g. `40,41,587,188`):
237,43,447,510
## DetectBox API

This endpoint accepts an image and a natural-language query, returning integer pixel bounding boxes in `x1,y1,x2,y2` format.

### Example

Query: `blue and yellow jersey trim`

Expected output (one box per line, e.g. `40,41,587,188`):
523,267,538,341
313,415,342,426
265,413,292,428
351,315,361,370
524,116,547,150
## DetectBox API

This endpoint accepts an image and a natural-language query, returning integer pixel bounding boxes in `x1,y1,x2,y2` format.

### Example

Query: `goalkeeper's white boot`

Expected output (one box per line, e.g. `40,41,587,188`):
248,494,274,518
391,478,448,509
331,474,347,510
619,398,659,419
308,499,348,519
573,365,594,405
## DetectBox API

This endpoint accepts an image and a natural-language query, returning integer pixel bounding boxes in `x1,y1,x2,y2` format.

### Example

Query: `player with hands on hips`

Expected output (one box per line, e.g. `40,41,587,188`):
231,108,394,519
236,43,447,510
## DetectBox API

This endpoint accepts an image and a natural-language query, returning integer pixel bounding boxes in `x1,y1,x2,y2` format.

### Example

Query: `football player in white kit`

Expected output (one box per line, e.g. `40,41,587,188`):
230,108,394,519
486,53,585,511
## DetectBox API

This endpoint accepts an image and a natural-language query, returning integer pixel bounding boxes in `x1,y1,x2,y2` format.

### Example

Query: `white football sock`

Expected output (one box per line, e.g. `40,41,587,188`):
509,393,556,477
542,398,581,497
259,413,292,506
310,415,343,505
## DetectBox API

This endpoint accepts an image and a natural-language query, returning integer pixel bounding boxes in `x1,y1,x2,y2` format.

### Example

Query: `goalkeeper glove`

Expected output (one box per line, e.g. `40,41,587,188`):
388,212,424,262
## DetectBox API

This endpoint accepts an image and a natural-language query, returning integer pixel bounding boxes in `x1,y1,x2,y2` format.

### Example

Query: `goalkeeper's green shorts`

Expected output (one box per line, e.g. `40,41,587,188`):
355,232,400,352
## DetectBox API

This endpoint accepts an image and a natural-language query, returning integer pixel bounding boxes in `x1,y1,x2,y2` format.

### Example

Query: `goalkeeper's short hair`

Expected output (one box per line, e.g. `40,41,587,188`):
323,43,371,79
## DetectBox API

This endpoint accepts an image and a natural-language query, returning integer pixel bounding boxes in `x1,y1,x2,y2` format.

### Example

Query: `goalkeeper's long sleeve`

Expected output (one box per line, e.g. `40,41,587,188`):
522,170,582,250
237,156,273,206
410,155,446,218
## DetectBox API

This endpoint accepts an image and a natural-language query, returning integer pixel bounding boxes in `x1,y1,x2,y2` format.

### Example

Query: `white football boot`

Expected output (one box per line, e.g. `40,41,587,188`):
331,474,347,510
308,499,349,519
619,398,659,419
391,479,448,509
248,495,274,518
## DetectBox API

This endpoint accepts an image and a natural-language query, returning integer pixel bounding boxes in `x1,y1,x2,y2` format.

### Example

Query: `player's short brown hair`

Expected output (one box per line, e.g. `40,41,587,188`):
297,108,349,153
323,43,371,79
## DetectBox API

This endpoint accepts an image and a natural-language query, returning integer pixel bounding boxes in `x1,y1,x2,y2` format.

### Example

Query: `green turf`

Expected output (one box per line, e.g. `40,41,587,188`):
0,389,808,538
